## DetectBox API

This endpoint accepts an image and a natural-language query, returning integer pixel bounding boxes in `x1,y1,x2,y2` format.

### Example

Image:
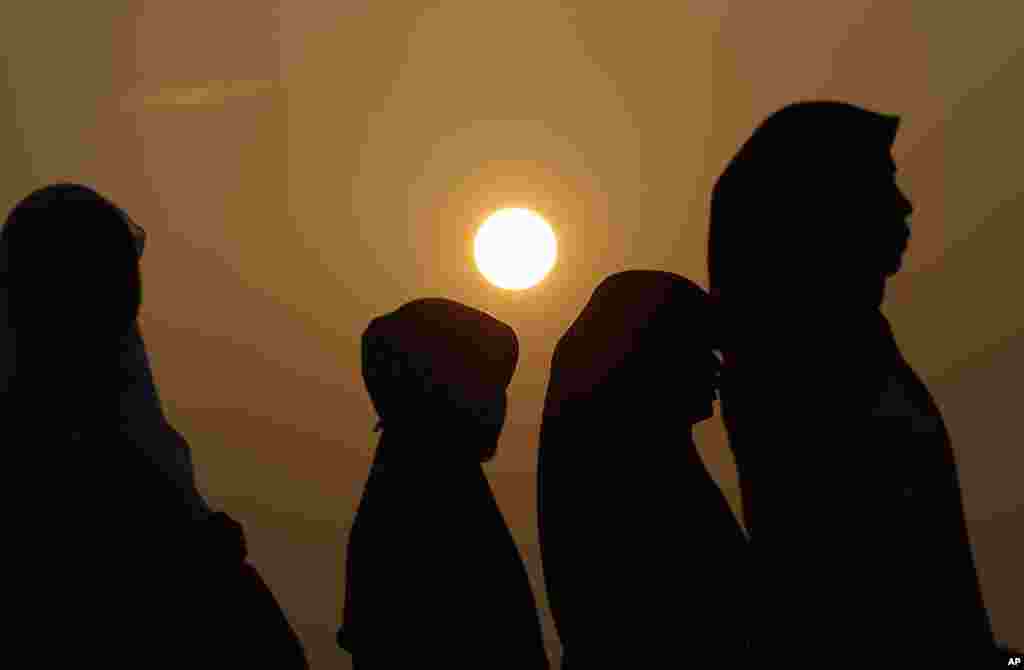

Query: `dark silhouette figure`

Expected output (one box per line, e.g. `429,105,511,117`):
538,271,749,667
707,102,1002,664
339,298,549,669
115,219,214,522
3,183,308,667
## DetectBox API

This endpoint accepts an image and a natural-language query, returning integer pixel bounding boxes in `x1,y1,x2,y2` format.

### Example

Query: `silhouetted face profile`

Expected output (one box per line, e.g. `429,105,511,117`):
361,298,518,462
708,101,913,333
544,270,720,428
3,183,143,342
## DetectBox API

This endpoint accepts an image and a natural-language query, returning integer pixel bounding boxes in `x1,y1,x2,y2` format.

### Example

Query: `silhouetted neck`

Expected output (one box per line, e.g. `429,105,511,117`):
725,306,891,354
373,429,487,469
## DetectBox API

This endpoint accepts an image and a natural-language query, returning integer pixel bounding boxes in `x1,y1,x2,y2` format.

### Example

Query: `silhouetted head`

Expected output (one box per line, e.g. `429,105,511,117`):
708,101,912,344
361,298,518,462
543,270,720,430
2,183,143,342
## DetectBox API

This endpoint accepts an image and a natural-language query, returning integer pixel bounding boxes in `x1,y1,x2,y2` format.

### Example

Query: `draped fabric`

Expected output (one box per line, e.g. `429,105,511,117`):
539,271,747,666
721,314,995,664
342,298,548,669
4,183,307,667
116,322,212,522
706,102,995,664
341,446,549,669
2,182,210,520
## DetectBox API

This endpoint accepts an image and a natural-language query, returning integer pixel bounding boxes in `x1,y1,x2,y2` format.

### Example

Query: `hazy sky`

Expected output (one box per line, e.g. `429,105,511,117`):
3,2,1021,665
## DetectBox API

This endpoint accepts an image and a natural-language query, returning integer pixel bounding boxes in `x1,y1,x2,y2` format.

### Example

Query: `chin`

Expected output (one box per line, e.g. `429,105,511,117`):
476,427,501,462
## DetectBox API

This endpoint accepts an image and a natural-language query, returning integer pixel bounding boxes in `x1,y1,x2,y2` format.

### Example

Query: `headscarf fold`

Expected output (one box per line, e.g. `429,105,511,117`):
361,297,517,442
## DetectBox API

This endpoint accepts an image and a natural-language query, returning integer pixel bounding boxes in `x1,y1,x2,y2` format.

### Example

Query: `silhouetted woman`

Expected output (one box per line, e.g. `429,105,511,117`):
538,271,748,667
707,101,1001,664
3,183,307,667
339,298,549,669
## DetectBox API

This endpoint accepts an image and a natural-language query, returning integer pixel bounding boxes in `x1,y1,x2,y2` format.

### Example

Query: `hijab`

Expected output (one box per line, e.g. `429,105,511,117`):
708,101,903,353
543,270,720,427
3,183,211,520
361,297,518,462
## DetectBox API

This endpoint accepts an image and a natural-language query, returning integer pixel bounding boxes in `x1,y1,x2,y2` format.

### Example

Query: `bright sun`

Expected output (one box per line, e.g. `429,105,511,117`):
473,208,557,290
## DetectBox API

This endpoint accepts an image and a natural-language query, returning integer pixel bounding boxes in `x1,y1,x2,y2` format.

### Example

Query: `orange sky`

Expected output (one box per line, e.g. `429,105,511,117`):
3,2,1021,665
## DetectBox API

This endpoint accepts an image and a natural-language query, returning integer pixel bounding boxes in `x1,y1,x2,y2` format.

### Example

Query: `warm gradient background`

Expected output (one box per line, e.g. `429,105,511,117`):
3,2,1021,665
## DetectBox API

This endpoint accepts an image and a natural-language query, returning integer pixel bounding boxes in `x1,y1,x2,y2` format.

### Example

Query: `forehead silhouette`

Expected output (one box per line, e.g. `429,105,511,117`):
362,298,518,419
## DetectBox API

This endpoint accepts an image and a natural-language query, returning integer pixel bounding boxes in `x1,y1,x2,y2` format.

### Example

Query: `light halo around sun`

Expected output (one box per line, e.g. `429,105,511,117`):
473,208,557,290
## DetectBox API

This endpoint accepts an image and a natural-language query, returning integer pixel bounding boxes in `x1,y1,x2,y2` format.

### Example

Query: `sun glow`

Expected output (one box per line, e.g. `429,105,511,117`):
473,208,557,290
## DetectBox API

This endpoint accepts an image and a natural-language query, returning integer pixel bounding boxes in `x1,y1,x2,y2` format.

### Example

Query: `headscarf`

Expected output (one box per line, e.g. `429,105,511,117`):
537,271,739,662
3,183,211,520
361,297,517,460
3,183,141,338
344,299,547,667
708,100,904,350
543,270,720,425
